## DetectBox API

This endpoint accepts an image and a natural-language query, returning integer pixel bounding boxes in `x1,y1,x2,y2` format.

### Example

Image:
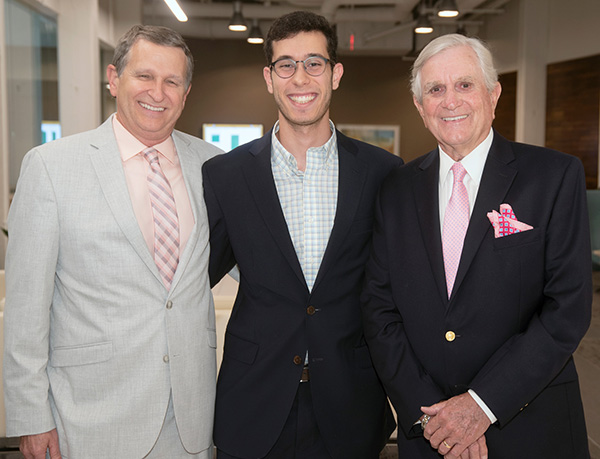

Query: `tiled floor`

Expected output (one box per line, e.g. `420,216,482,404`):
575,270,600,458
1,272,598,458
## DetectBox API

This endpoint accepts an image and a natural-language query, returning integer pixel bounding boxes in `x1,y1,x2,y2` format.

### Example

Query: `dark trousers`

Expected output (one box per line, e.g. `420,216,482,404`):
217,382,332,459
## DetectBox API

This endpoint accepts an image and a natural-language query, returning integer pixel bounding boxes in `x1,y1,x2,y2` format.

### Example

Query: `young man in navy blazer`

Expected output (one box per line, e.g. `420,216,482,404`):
203,11,400,459
361,34,591,458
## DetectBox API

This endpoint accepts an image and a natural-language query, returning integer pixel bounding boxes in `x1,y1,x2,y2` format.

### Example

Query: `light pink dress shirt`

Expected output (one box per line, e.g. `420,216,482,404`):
112,116,195,256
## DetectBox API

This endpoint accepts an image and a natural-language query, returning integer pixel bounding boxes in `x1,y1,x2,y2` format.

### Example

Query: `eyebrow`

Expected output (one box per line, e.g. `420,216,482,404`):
273,52,327,61
423,76,477,92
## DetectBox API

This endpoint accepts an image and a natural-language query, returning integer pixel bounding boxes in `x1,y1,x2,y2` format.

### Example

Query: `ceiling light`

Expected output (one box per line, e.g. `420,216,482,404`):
414,14,433,34
228,1,247,32
437,0,459,18
163,0,188,22
247,19,264,44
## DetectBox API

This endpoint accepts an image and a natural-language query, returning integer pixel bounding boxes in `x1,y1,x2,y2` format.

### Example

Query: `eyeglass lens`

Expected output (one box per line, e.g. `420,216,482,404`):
273,57,328,78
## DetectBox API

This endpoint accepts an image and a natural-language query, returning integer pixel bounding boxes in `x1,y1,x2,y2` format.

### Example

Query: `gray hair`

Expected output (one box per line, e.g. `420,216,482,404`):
112,25,194,90
411,34,498,104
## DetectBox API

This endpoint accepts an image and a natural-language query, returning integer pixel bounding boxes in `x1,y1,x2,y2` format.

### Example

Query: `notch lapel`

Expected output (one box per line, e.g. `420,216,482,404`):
88,120,162,285
242,133,307,289
413,150,449,304
311,134,367,293
168,133,202,293
450,134,517,300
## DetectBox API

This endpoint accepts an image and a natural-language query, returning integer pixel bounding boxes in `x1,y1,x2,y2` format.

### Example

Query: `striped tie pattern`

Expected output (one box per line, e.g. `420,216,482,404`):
442,162,469,298
143,147,179,289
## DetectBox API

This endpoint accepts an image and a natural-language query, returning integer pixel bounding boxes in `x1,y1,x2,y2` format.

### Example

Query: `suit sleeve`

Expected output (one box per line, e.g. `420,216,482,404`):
4,150,58,436
202,162,236,287
361,186,446,436
469,157,592,426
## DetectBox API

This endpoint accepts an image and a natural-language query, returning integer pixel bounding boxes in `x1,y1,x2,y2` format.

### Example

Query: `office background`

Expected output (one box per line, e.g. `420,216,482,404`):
0,0,598,455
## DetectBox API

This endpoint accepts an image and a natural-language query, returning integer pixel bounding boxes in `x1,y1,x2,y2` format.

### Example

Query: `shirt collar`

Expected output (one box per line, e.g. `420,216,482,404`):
271,120,337,173
112,115,177,164
439,128,494,187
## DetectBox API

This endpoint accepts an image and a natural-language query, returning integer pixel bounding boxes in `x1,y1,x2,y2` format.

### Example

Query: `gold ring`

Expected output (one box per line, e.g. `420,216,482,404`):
443,440,452,449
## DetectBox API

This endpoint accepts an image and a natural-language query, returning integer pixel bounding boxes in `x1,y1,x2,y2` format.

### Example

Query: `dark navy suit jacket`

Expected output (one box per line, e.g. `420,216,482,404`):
362,131,591,458
203,129,401,459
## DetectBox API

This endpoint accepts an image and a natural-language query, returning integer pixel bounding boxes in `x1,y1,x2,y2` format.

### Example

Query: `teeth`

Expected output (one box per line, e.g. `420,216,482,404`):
140,102,164,112
290,94,315,104
443,115,467,121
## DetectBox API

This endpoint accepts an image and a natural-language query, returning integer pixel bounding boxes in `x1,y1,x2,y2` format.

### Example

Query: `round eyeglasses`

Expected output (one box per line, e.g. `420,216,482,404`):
269,56,332,79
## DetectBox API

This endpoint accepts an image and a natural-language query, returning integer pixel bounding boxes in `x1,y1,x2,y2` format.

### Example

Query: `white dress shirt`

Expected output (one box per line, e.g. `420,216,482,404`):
437,128,498,424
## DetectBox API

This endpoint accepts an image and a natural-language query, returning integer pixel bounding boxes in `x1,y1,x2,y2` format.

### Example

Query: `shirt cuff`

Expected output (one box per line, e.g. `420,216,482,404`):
468,389,497,424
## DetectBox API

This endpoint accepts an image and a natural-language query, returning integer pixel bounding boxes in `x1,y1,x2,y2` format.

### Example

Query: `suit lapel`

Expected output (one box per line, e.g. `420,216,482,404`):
451,134,517,300
88,118,162,284
413,150,449,304
311,132,367,293
242,132,307,289
169,132,200,293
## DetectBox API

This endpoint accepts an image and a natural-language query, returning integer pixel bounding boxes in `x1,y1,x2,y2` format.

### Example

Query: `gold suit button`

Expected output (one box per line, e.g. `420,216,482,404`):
445,331,456,342
293,355,303,365
307,306,316,315
166,301,173,309
163,355,170,363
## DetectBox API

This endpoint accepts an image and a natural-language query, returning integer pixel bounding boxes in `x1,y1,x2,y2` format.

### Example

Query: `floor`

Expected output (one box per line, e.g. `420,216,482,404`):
0,272,599,458
576,270,600,458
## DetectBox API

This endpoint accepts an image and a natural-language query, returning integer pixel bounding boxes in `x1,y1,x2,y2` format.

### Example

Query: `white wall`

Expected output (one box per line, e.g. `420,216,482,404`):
0,0,142,268
481,0,600,146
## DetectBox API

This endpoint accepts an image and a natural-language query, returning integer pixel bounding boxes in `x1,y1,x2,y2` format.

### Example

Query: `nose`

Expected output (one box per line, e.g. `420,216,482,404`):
442,88,462,110
290,63,311,85
147,80,166,101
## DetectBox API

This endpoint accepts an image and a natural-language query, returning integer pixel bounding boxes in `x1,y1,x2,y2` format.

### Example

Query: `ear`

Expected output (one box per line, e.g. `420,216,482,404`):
331,62,344,90
182,83,192,106
490,82,502,119
263,66,274,94
413,95,427,124
107,65,119,98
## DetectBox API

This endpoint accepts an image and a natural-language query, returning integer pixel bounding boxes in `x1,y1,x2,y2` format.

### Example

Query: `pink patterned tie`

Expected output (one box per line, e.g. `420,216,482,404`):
143,147,179,290
442,162,469,298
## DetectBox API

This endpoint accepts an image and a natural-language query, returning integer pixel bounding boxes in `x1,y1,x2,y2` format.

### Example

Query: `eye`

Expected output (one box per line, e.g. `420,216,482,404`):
306,58,324,69
458,81,473,90
428,85,445,95
276,60,295,70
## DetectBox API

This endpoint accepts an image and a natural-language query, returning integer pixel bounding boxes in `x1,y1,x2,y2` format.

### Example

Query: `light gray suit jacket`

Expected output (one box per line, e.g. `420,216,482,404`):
3,116,222,458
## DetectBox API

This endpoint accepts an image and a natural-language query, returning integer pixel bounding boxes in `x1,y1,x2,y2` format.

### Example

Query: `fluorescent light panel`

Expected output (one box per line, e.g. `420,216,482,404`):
164,0,188,22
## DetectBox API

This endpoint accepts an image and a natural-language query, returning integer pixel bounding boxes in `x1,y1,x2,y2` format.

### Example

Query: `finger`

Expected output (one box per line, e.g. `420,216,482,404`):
477,435,488,459
421,404,441,416
466,439,480,459
438,439,454,456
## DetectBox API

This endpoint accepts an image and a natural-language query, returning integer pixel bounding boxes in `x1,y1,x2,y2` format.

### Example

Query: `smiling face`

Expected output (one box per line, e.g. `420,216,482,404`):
107,39,190,146
263,31,343,133
413,45,501,161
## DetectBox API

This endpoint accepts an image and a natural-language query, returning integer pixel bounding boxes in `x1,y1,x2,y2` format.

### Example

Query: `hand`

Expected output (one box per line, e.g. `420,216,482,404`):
459,435,488,459
421,393,491,457
20,429,62,459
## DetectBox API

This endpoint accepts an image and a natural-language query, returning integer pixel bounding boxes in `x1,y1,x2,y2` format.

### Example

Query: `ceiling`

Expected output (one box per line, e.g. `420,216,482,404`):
142,0,512,56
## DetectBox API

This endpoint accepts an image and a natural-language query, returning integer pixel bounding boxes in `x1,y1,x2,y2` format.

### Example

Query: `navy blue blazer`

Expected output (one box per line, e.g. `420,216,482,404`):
203,129,401,459
362,131,592,458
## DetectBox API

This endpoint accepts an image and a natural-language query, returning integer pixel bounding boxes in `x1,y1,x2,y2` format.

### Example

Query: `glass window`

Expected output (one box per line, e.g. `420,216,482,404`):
4,0,58,192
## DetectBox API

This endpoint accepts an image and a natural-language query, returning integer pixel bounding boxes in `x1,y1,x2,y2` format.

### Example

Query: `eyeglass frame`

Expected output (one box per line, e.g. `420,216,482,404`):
268,55,334,79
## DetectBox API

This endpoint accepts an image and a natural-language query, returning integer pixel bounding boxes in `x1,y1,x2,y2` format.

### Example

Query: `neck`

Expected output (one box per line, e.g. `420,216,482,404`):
276,116,332,172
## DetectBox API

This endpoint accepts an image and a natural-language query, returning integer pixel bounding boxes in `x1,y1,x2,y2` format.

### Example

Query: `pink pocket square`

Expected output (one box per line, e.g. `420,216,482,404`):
487,204,533,238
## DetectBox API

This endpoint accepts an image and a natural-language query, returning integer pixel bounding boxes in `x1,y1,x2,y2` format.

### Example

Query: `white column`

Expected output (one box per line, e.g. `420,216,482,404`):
515,0,548,147
0,0,8,266
57,0,100,136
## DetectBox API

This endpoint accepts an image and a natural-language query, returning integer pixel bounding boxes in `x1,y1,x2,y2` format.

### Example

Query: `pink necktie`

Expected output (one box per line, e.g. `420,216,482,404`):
143,147,180,290
442,162,469,298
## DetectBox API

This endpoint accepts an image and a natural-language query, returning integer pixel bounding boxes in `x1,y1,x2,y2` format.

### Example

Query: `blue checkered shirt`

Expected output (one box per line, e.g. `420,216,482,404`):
271,120,339,291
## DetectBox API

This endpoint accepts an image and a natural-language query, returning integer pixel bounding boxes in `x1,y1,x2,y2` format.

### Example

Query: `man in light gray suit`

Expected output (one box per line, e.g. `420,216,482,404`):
3,25,221,459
